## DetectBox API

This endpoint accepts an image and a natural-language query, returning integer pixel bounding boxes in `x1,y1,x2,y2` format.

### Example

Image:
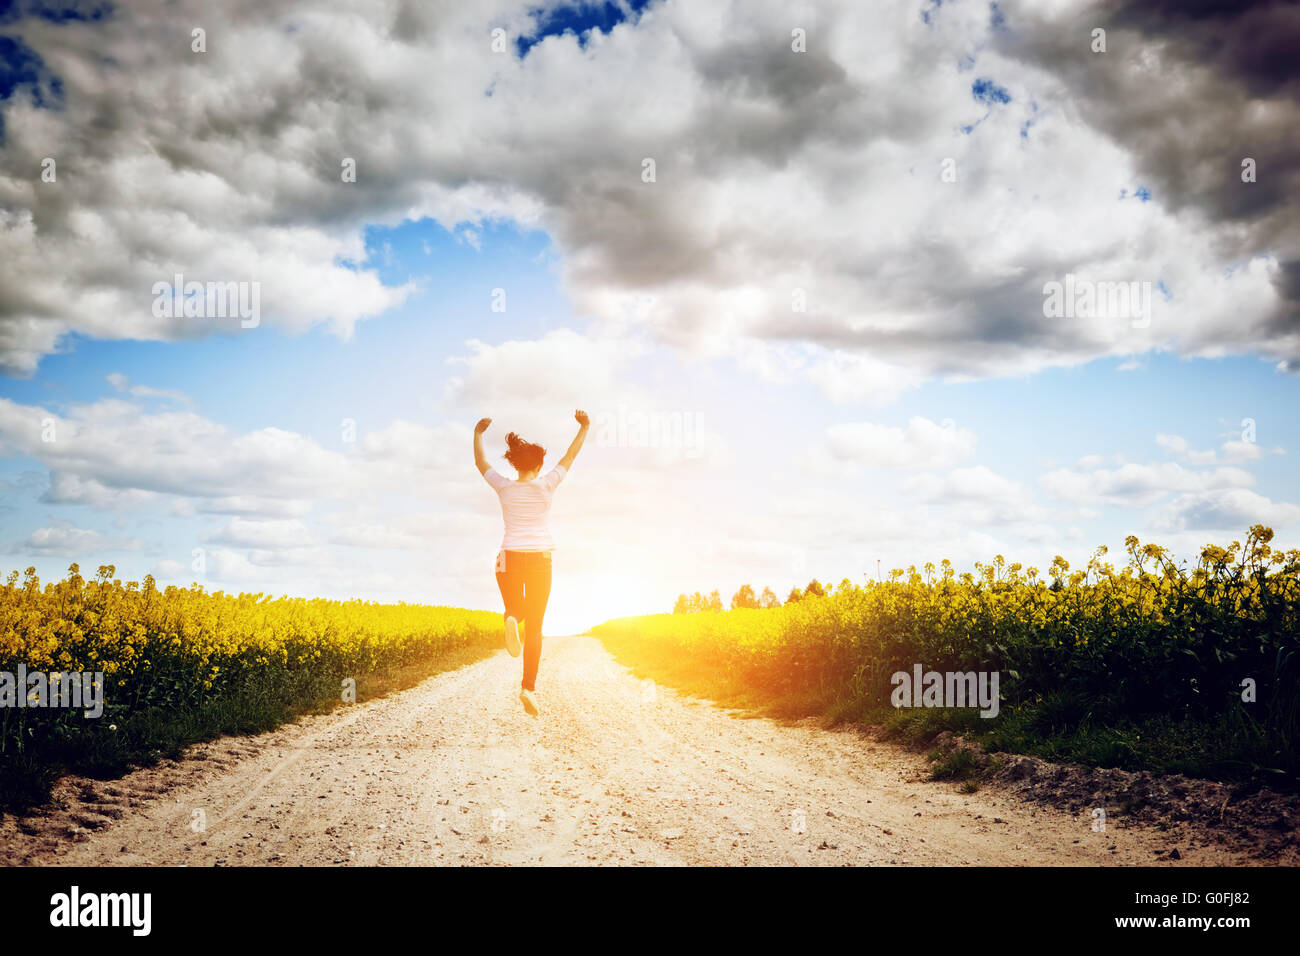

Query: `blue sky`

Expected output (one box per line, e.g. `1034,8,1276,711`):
1,0,1298,631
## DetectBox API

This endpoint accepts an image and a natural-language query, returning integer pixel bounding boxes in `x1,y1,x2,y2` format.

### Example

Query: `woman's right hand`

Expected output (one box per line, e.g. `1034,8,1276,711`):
475,417,492,434
574,409,590,427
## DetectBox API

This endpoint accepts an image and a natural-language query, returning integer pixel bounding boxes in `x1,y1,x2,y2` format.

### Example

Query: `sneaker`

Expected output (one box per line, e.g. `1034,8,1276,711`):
519,688,539,716
504,616,521,657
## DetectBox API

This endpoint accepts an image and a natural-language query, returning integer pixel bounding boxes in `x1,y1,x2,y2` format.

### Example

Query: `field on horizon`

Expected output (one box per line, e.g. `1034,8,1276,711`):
0,564,500,810
594,525,1300,790
6,523,1298,814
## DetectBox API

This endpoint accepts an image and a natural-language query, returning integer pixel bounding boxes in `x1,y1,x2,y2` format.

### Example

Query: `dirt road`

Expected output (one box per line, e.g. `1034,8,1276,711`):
0,635,1267,866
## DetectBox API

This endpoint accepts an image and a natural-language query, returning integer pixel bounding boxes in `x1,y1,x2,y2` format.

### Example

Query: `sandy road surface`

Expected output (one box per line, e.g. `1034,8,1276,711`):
1,635,1261,866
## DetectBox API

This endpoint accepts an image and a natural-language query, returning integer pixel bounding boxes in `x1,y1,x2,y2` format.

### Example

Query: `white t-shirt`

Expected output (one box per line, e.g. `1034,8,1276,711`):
483,464,567,551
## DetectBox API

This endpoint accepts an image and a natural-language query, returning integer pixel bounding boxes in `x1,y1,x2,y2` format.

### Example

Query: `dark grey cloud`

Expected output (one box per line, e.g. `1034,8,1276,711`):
1110,1,1300,96
993,0,1300,363
0,0,1297,391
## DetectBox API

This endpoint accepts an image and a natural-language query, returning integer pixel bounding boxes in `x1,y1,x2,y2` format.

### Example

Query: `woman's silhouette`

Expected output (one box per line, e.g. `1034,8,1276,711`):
474,410,589,715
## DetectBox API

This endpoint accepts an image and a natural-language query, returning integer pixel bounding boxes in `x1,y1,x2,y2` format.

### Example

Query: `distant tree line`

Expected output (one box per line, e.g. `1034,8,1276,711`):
672,579,832,613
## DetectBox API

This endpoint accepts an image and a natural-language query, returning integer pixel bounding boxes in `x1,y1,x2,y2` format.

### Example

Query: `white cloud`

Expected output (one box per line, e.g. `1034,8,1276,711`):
206,518,314,550
41,473,163,511
0,396,350,507
9,526,142,557
197,497,314,519
1155,432,1280,465
106,373,192,406
909,465,1022,502
903,465,1032,518
1042,461,1255,507
325,512,491,550
445,329,642,416
151,559,189,579
1148,489,1300,533
1155,434,1189,456
825,417,977,470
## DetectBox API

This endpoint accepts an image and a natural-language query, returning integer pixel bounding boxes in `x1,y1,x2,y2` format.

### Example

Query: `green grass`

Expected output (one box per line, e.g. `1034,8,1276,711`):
595,629,1299,790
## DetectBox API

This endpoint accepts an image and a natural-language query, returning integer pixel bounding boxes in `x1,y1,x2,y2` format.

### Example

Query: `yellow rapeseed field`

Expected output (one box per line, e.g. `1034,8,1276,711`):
0,563,500,806
595,526,1300,783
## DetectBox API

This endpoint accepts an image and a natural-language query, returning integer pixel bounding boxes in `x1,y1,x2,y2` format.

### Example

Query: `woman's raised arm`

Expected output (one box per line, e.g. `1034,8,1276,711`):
557,410,590,470
473,417,492,475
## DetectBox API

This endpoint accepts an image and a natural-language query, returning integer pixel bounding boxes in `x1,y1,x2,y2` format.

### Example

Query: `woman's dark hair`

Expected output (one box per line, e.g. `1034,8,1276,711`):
504,432,546,473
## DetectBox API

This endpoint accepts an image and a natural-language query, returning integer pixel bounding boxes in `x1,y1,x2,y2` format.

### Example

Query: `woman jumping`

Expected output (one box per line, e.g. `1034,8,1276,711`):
474,410,589,716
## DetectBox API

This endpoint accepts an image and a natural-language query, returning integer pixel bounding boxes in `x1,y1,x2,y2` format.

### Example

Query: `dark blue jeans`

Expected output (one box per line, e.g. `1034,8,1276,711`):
495,550,552,691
